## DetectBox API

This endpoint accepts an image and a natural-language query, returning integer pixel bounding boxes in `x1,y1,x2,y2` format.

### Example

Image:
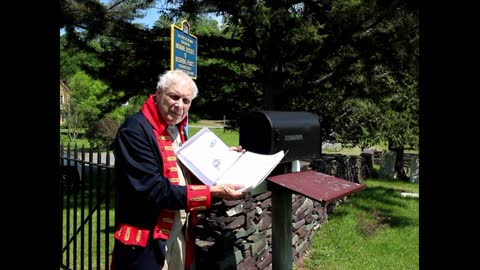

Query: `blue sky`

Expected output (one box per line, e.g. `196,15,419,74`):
60,3,160,36
136,8,161,28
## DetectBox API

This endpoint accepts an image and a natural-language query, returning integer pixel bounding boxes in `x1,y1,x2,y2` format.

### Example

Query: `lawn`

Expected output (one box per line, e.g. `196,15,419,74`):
295,178,419,270
188,126,239,146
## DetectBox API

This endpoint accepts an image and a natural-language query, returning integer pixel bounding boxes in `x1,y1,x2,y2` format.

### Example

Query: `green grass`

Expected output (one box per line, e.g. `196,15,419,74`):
188,126,240,146
61,133,91,148
322,145,365,156
322,143,418,156
295,179,419,270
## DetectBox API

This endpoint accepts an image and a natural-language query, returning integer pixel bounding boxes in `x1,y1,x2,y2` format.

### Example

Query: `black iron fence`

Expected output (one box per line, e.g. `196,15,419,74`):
60,143,115,270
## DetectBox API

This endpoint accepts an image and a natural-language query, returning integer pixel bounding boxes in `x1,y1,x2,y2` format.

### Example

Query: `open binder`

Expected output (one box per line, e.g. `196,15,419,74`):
176,127,285,192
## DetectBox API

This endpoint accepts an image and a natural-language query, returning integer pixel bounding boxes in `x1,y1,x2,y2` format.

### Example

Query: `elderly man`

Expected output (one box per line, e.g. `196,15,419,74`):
111,70,246,270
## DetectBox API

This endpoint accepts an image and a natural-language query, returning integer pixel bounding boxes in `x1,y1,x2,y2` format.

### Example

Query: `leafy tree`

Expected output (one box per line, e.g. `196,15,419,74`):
62,71,115,142
327,2,419,180
61,0,170,108
107,94,148,123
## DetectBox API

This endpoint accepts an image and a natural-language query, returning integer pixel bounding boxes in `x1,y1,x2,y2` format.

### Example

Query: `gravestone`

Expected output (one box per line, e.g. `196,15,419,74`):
360,150,374,180
410,156,419,183
379,150,396,179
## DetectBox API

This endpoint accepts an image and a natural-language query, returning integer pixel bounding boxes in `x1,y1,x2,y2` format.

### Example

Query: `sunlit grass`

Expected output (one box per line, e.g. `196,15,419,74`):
188,126,239,146
295,179,419,270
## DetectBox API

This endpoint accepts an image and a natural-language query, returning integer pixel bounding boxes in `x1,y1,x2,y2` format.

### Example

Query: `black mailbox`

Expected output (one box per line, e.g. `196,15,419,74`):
239,111,321,163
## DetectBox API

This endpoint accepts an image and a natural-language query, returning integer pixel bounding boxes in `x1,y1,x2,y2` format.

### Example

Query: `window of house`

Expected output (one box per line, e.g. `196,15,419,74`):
60,94,64,104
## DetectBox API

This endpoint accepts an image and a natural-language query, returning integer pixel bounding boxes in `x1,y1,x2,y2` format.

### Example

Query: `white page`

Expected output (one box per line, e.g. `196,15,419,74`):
176,127,243,185
215,150,285,192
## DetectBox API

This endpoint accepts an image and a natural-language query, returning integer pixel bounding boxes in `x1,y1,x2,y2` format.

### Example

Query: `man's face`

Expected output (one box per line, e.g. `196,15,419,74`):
156,81,193,125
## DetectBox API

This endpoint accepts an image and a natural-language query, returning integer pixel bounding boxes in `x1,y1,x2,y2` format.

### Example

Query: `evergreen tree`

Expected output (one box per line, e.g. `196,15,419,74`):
60,0,419,179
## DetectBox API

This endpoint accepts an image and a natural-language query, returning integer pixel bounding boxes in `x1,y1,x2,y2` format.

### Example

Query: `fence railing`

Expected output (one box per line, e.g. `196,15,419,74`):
60,143,115,270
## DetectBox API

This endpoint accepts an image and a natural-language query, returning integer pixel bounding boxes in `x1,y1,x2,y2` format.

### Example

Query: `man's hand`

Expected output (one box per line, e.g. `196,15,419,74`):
211,184,247,200
229,146,246,153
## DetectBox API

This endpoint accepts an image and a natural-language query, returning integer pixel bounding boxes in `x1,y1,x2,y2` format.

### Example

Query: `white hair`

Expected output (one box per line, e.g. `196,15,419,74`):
156,70,198,99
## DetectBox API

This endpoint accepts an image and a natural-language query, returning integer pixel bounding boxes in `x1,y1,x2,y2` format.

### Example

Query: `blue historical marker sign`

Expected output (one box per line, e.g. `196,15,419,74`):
171,20,197,79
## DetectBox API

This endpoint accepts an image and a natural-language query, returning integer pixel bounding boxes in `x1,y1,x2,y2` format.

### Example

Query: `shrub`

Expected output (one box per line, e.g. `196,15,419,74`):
85,117,120,149
188,113,200,123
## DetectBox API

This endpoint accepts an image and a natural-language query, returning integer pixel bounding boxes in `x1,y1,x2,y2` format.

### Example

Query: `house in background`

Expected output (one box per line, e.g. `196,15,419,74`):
60,80,70,125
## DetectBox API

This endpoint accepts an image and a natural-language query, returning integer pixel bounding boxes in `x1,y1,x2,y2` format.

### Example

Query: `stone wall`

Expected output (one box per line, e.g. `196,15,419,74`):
194,190,337,270
309,153,374,183
309,152,420,181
